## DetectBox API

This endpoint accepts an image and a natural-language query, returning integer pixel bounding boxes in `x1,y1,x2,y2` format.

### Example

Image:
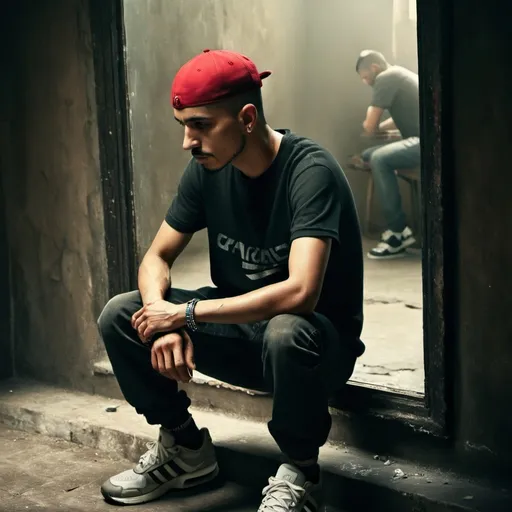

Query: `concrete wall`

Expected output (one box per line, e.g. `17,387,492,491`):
0,14,15,380
451,0,512,468
123,0,397,258
2,0,108,391
0,159,12,380
393,0,418,73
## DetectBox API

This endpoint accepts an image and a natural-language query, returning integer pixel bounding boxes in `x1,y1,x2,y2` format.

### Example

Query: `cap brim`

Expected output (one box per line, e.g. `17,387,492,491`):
260,70,272,80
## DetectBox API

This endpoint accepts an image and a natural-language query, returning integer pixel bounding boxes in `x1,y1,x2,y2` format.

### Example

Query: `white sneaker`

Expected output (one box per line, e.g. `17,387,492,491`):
258,463,321,512
101,427,218,505
367,226,416,260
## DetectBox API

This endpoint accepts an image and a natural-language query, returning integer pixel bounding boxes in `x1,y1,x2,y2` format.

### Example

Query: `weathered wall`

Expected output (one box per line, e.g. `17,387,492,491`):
0,172,11,380
123,0,397,258
2,0,108,391
0,10,15,380
451,0,512,467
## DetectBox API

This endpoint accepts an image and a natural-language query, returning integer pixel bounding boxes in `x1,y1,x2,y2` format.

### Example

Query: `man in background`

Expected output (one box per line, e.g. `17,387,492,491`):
356,50,421,259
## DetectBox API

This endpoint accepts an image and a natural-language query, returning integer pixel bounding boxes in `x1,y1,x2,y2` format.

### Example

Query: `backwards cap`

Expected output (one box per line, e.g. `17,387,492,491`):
171,49,271,110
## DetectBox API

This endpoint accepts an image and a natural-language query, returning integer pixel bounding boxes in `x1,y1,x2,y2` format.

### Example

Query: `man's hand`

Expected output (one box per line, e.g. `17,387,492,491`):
151,330,195,382
379,116,396,132
131,299,186,343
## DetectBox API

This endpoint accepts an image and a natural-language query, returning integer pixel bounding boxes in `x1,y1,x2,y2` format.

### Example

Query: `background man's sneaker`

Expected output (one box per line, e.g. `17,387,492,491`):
400,226,416,248
258,463,321,512
101,427,218,505
367,226,416,260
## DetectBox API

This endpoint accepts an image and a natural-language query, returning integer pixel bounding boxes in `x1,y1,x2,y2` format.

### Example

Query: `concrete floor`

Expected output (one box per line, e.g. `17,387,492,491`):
1,387,508,512
172,238,424,394
356,241,423,393
0,424,348,512
0,425,262,512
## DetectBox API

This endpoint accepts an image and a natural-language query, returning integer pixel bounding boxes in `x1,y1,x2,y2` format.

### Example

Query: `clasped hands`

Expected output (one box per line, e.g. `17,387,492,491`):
132,299,195,383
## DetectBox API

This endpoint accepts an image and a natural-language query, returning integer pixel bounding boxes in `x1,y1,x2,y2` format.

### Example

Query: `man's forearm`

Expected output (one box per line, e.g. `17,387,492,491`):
362,120,376,134
362,105,385,134
138,252,171,305
193,278,315,325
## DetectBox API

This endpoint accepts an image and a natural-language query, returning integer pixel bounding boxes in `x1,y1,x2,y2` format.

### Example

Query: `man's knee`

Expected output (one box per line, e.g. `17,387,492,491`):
97,291,140,340
368,148,388,168
263,314,320,358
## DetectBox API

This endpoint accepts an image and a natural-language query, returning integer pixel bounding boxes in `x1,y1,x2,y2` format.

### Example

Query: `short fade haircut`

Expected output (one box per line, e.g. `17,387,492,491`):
355,50,388,72
220,88,266,124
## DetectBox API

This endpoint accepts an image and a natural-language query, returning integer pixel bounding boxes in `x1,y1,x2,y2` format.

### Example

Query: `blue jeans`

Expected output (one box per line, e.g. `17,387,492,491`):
98,286,360,461
362,137,421,232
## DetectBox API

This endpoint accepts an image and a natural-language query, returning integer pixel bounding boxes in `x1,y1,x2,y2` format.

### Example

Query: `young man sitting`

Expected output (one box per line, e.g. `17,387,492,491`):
98,49,365,511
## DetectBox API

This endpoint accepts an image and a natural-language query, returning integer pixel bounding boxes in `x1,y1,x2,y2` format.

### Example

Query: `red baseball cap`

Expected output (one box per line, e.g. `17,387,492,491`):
171,49,271,110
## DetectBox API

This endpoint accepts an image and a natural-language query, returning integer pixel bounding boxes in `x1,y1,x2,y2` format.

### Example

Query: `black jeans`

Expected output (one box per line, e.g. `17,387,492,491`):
97,286,357,461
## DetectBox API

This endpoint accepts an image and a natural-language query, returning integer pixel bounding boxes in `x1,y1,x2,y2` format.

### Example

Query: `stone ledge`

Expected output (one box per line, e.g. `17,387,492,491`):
93,358,274,420
0,378,509,511
94,359,269,396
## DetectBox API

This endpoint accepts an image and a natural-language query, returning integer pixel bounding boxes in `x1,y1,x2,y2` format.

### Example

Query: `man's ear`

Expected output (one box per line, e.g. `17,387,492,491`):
239,104,258,133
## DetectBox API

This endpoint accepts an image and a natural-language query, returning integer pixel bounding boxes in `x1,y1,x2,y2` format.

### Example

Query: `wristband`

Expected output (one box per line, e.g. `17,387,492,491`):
185,298,200,332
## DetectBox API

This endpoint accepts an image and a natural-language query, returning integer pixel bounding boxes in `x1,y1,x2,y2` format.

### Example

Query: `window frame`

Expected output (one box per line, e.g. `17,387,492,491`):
332,0,453,437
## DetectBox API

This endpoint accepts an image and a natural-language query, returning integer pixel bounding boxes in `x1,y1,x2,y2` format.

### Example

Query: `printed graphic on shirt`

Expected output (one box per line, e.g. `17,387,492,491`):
216,233,289,281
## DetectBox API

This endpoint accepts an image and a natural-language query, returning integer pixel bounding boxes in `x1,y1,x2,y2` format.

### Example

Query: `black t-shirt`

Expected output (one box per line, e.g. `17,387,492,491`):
371,65,420,139
166,130,364,354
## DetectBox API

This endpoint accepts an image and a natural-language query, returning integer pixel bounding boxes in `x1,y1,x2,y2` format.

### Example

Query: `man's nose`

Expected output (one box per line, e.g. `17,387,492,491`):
182,127,200,151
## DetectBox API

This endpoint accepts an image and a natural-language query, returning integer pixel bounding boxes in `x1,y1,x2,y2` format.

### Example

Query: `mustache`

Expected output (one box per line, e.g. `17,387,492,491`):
191,148,213,158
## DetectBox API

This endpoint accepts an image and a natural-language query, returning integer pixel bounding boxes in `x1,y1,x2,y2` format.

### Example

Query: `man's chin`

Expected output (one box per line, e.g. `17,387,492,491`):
196,158,226,171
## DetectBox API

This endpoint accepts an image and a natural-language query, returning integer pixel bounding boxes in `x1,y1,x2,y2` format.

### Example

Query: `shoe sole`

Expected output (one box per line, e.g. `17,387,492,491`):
402,236,416,248
101,463,220,505
367,236,417,260
367,251,406,260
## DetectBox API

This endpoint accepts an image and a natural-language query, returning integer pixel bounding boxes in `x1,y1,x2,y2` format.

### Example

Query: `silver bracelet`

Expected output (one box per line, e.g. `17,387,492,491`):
185,298,200,331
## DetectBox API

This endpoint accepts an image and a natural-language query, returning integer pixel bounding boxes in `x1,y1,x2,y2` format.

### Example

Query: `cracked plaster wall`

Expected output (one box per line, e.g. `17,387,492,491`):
2,0,108,392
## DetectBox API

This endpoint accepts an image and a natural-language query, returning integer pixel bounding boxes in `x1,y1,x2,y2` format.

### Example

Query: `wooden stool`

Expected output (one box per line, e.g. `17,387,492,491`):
346,158,421,236
395,168,421,237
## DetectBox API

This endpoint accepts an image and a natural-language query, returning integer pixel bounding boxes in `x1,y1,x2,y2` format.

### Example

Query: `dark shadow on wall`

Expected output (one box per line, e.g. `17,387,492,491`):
0,167,13,380
0,0,109,391
0,3,16,380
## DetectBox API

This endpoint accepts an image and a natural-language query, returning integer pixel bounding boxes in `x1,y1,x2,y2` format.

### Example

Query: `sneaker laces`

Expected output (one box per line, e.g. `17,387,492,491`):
259,477,305,511
136,440,179,472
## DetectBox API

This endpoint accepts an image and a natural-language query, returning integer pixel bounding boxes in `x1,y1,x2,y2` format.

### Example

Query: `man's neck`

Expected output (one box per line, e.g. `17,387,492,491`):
234,125,284,178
